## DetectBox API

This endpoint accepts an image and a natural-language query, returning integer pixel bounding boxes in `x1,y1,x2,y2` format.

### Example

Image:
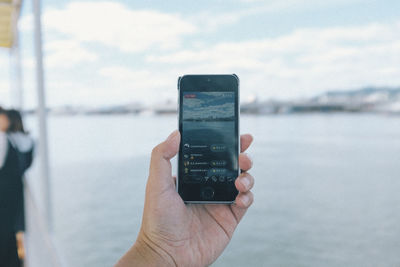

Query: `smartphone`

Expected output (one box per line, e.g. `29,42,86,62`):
177,74,240,203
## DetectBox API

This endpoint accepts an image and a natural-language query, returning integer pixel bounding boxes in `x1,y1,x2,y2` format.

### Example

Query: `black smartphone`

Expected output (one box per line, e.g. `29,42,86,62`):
177,74,240,203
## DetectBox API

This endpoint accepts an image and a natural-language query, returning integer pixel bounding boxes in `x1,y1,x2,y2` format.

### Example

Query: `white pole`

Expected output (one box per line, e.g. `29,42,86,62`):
8,47,14,106
10,28,23,109
14,0,23,109
14,29,23,109
33,0,52,232
7,0,23,109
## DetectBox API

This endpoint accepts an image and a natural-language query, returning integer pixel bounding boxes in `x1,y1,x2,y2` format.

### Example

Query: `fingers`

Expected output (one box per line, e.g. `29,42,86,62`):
239,153,252,172
235,191,254,209
240,134,253,153
231,171,254,222
235,173,254,193
239,134,253,172
152,130,180,161
230,191,254,222
148,130,180,192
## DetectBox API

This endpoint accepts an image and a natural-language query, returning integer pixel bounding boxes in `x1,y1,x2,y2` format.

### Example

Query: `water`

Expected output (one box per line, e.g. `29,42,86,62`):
25,114,400,267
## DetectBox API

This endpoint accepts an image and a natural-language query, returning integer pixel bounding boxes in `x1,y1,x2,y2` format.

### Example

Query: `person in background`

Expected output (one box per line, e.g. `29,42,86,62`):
0,107,21,267
6,109,35,264
0,108,34,267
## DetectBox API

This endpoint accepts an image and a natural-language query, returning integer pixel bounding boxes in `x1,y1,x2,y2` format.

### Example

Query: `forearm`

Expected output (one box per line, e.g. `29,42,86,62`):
114,235,176,267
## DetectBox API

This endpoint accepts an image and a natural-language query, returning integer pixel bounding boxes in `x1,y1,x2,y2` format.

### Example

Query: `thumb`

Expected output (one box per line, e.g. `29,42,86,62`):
147,130,180,193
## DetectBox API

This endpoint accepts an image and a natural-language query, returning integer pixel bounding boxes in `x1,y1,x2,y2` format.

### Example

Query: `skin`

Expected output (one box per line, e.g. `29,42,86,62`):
115,131,254,267
0,114,9,132
16,231,25,260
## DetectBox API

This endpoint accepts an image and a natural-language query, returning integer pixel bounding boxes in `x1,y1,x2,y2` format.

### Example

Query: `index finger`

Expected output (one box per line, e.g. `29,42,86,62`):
240,134,253,153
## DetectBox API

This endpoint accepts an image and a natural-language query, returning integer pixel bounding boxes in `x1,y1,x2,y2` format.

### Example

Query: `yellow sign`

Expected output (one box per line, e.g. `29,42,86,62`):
0,1,20,48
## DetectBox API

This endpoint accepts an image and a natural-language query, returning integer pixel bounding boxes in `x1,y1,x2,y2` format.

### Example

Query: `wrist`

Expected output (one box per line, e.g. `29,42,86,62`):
115,233,176,267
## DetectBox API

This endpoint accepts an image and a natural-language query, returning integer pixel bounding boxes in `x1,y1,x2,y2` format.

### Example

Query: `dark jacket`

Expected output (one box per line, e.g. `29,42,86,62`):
0,140,22,267
7,133,35,232
0,140,21,232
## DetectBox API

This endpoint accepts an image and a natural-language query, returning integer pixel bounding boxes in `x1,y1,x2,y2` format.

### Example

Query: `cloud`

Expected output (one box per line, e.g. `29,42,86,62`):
146,20,400,99
99,66,172,89
215,0,365,28
15,1,400,107
98,66,178,103
238,0,363,9
45,39,97,68
21,1,196,53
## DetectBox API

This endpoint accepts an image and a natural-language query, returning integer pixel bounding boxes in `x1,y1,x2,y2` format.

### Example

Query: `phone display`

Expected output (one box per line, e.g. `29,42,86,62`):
178,74,239,203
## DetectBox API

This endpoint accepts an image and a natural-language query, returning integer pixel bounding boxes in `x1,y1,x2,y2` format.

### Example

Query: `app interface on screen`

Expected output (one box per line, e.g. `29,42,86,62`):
181,92,237,184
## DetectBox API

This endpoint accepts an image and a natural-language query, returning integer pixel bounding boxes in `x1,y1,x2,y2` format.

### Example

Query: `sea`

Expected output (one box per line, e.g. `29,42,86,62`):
25,114,400,267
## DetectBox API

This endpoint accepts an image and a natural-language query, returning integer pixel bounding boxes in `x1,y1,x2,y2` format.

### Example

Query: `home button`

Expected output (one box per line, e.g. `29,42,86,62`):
201,187,215,200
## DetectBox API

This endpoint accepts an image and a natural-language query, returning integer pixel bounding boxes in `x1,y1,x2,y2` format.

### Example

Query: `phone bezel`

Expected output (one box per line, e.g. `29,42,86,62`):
177,74,240,204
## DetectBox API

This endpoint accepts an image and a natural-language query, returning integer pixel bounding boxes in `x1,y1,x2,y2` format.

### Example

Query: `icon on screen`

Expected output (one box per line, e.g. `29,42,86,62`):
210,144,226,152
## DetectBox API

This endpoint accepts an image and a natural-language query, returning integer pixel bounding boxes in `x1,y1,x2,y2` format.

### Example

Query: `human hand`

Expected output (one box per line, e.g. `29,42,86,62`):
115,130,254,267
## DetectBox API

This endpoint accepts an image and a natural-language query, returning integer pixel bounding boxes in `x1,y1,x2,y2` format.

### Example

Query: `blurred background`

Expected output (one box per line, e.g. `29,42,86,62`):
1,0,400,266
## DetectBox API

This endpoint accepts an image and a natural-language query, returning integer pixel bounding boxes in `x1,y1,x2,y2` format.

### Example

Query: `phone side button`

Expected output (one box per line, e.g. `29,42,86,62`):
201,187,215,200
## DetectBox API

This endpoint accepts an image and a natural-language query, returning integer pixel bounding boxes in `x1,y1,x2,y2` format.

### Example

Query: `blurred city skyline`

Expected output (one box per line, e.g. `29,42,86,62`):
0,0,399,108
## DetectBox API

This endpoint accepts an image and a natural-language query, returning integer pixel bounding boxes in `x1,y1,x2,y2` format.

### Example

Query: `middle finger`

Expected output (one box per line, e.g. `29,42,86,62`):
239,153,252,171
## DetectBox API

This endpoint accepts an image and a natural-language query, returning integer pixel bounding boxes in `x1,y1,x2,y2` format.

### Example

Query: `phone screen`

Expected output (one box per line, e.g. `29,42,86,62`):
178,75,239,202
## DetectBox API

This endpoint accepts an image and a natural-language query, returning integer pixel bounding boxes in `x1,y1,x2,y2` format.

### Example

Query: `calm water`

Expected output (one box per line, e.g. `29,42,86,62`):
26,114,400,267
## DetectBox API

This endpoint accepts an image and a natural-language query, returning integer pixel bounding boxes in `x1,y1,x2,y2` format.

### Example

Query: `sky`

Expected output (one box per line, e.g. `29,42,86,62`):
0,0,399,108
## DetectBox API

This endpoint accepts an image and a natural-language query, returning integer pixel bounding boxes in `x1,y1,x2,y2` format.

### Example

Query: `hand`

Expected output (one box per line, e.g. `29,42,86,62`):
115,130,254,267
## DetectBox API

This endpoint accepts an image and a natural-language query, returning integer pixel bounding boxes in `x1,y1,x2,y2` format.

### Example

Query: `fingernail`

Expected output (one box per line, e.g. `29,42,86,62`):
241,177,250,189
241,194,250,206
245,153,253,164
166,130,179,142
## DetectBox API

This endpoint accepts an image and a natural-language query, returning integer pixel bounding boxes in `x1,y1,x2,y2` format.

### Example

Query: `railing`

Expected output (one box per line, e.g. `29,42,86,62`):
24,179,66,267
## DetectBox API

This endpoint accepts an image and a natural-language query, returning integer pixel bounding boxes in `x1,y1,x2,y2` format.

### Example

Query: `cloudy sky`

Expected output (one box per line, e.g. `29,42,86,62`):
0,0,399,108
